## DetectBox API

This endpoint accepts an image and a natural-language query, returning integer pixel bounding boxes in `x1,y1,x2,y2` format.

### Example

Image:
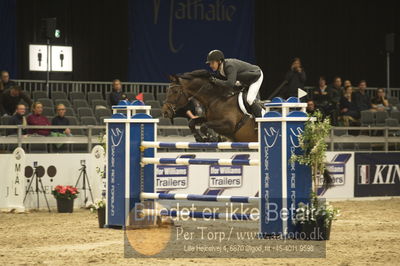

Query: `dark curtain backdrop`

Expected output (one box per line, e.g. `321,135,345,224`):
13,0,400,91
0,0,17,77
16,0,128,81
255,0,400,99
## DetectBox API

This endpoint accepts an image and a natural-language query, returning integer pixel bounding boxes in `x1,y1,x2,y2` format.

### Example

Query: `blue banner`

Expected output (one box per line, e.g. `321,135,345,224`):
128,0,255,82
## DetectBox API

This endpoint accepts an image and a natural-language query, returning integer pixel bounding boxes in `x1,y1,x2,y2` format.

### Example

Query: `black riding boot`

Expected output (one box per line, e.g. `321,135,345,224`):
250,103,262,118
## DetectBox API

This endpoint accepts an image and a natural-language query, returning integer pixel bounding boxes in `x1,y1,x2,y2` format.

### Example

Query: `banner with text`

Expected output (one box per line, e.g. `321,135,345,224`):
128,0,255,82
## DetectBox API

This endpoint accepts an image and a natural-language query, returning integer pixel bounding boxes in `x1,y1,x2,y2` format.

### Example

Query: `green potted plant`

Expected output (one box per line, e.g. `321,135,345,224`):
291,110,340,240
52,185,79,213
90,198,106,228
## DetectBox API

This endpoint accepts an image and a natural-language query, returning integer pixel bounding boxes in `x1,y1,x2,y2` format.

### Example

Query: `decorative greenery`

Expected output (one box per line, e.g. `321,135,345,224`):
90,198,106,212
52,185,79,200
290,110,331,194
290,110,339,226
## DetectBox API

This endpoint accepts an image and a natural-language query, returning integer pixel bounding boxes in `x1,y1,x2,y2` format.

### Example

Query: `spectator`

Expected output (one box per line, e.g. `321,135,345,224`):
343,80,352,89
27,102,51,136
51,104,71,135
8,104,27,135
109,79,127,105
283,57,306,98
312,76,340,125
329,76,344,95
306,100,317,116
339,86,360,126
354,80,371,111
371,88,389,111
0,86,32,116
1,70,16,91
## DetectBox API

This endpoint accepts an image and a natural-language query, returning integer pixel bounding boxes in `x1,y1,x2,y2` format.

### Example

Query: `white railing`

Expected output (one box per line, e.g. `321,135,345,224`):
14,79,170,96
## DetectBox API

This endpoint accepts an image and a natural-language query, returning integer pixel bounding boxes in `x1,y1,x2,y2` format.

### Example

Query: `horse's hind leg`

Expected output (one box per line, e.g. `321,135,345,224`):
203,120,235,141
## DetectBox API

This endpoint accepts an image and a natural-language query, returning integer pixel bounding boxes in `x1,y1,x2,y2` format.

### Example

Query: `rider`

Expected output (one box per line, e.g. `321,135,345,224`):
206,49,263,117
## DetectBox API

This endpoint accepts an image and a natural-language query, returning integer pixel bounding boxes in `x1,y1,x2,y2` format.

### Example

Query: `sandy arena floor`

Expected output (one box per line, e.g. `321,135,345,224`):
0,198,399,265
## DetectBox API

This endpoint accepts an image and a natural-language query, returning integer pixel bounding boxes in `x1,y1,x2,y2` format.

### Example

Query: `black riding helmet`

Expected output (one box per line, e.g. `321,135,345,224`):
206,50,225,63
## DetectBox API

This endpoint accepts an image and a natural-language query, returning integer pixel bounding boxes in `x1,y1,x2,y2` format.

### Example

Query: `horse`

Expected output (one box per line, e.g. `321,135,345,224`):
161,70,258,142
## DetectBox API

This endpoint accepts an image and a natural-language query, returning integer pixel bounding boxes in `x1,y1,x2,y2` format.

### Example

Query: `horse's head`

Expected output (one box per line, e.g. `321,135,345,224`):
162,75,190,118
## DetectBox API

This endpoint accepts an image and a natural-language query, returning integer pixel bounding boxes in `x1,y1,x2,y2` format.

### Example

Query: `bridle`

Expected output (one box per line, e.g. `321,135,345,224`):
163,84,189,115
164,82,208,115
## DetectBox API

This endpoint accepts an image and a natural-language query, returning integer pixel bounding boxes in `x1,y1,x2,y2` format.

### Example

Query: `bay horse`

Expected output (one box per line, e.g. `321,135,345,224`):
161,70,258,142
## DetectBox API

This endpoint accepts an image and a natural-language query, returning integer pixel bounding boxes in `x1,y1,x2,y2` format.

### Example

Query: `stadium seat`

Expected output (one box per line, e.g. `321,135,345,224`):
42,107,55,116
95,109,112,122
156,93,166,105
32,91,47,100
375,111,388,126
390,111,400,122
146,100,161,109
87,92,104,104
360,110,374,126
125,92,137,102
388,97,399,106
92,99,108,110
69,91,85,102
150,108,162,118
54,99,72,107
73,100,90,110
98,116,108,125
0,116,10,136
80,116,103,135
51,91,67,100
37,98,54,108
65,107,76,117
77,107,94,118
173,117,191,136
143,93,155,101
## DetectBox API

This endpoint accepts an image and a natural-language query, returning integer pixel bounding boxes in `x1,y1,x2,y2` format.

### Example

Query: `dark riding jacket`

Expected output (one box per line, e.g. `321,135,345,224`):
214,59,261,88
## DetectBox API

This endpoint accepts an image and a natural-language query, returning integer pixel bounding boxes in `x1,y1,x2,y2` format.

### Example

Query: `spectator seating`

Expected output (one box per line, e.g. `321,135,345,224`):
95,109,112,123
360,110,374,126
157,93,166,105
92,99,108,110
143,93,155,101
42,107,55,116
173,117,192,136
32,91,47,100
37,98,54,108
87,92,104,104
73,99,90,110
51,91,67,100
77,107,94,118
65,107,76,117
80,116,103,135
146,100,161,109
150,108,162,118
54,99,72,107
375,111,389,126
69,91,85,102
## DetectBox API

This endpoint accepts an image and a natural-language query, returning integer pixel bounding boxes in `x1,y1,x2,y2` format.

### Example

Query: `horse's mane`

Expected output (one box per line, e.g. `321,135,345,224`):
179,69,231,98
180,69,211,80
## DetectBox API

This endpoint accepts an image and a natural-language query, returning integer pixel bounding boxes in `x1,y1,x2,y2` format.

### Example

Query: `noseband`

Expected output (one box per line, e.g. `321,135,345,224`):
164,85,189,115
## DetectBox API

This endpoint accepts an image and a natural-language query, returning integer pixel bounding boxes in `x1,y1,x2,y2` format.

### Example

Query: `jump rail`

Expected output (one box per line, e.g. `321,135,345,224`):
141,141,259,150
140,192,260,203
141,209,259,221
141,157,260,166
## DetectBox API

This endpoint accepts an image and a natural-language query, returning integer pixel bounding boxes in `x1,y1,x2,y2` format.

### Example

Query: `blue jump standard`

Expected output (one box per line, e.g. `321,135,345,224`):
140,192,260,203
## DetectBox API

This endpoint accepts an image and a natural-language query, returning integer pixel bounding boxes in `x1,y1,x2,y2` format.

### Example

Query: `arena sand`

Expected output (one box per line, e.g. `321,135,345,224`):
0,198,399,265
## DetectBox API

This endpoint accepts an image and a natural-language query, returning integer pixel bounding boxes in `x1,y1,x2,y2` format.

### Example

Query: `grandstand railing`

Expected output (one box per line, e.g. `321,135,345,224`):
13,79,400,99
14,79,170,96
1,125,400,152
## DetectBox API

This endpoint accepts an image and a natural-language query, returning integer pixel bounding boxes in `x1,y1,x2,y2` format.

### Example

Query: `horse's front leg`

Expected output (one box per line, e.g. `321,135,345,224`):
189,117,206,142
